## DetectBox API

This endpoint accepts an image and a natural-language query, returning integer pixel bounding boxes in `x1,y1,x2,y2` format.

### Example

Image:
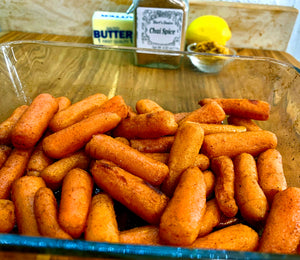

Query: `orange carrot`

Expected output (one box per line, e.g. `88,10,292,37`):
0,145,12,169
11,176,46,236
86,134,169,186
34,187,72,239
119,226,160,245
49,93,108,132
58,168,93,238
130,136,174,153
0,199,15,233
0,148,33,199
227,116,262,131
11,94,58,149
85,193,119,242
43,112,121,159
91,159,169,225
56,96,72,112
159,167,206,246
135,99,164,114
203,170,216,198
199,98,270,121
0,105,28,145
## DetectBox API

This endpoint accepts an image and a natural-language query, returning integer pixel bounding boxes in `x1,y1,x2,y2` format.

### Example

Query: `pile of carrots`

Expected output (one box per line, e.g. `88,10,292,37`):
0,93,299,255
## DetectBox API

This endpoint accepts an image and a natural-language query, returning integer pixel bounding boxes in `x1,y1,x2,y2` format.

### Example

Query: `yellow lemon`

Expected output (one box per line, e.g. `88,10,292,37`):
186,15,232,46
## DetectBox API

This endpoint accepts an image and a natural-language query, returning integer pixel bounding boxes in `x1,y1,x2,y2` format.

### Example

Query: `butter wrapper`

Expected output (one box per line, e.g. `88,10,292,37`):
92,11,134,46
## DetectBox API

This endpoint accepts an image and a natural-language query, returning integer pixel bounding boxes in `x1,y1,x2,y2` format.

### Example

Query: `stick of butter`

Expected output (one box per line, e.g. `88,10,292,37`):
92,11,134,46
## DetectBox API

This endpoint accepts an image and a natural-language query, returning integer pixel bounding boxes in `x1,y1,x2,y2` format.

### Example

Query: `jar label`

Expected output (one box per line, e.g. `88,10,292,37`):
136,7,183,51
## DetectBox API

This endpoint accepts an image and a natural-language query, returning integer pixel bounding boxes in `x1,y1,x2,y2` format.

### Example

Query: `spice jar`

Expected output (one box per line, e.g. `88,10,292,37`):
127,0,189,69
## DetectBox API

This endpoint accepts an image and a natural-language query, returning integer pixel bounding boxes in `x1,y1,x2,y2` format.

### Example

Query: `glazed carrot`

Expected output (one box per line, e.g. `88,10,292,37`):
143,152,169,164
227,116,262,131
56,96,72,112
34,187,72,239
49,93,108,132
43,112,121,159
174,112,190,123
196,123,246,135
257,149,287,203
91,159,169,225
161,121,204,197
0,148,33,199
130,136,174,153
201,130,277,158
199,98,270,121
85,193,119,242
58,168,93,238
194,154,210,171
198,198,221,237
0,199,15,233
88,95,128,119
86,134,169,186
203,170,216,198
135,99,164,114
127,105,137,117
27,140,54,177
114,137,130,146
11,94,58,149
119,226,160,245
159,167,206,246
190,224,259,252
259,187,300,254
11,176,46,236
113,110,178,139
0,145,12,169
234,153,269,224
41,150,90,190
0,105,28,145
180,101,226,125
211,156,238,218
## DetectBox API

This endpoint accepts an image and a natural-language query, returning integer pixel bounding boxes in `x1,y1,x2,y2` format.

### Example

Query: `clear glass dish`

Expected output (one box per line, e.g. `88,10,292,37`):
0,40,299,259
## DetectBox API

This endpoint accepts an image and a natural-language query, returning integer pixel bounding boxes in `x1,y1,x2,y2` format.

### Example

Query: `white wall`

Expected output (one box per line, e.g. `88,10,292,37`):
208,0,300,61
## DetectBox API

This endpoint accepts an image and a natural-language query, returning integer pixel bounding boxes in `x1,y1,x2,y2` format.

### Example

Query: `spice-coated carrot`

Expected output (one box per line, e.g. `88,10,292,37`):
49,93,108,132
34,187,72,240
201,130,277,158
0,148,33,199
143,152,170,164
85,193,119,242
87,95,128,119
257,149,287,203
114,137,130,146
197,123,246,135
56,96,72,112
199,98,270,121
86,134,169,186
0,199,15,233
190,224,259,251
180,101,226,125
0,145,12,169
159,167,206,246
198,198,221,237
11,94,58,149
194,154,210,171
0,105,28,145
43,112,121,159
58,168,93,238
91,159,169,225
40,150,90,190
11,176,46,236
259,187,300,254
119,226,160,245
211,156,238,218
113,110,178,139
203,170,216,198
227,116,262,131
27,140,54,177
234,153,269,224
130,136,174,153
161,121,204,196
135,99,164,114
174,112,190,123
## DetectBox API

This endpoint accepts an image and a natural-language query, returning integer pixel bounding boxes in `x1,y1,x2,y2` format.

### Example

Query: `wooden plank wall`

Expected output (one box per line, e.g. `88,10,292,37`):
0,0,298,51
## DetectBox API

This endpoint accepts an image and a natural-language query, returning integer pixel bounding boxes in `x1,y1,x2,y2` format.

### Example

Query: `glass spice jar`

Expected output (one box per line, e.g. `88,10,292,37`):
127,0,189,69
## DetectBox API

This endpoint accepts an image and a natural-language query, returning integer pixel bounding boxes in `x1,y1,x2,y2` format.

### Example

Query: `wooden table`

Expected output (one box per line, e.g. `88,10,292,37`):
0,31,299,68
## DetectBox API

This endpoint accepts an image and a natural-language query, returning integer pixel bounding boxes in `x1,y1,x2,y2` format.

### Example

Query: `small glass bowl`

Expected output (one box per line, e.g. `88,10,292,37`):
187,43,237,73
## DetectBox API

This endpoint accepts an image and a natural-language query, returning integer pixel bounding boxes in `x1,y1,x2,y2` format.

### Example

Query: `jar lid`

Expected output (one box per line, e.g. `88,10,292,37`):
126,0,140,14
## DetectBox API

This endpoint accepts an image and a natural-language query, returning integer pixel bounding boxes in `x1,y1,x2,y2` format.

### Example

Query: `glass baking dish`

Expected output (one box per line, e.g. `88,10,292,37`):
0,40,299,259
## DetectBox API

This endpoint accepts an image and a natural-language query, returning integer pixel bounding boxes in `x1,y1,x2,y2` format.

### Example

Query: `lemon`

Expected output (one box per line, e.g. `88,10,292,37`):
186,15,232,46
